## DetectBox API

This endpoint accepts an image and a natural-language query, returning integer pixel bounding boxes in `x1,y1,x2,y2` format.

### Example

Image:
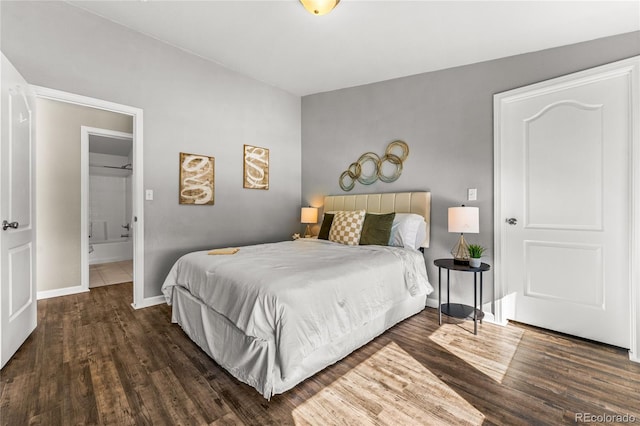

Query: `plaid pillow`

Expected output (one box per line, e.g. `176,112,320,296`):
329,210,366,246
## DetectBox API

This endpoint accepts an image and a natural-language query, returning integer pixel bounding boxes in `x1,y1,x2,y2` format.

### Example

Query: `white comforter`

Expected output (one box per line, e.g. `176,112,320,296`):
161,239,432,383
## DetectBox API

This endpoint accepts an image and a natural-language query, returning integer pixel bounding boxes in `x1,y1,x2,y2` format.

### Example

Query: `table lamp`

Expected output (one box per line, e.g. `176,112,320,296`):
448,206,479,265
301,207,318,238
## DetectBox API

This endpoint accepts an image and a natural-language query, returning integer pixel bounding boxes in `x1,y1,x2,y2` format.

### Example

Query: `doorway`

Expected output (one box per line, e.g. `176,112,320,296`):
82,128,134,290
34,86,146,308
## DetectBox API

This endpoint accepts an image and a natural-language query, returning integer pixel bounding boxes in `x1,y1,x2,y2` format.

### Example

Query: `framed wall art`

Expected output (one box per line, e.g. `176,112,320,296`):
179,152,215,205
243,144,269,190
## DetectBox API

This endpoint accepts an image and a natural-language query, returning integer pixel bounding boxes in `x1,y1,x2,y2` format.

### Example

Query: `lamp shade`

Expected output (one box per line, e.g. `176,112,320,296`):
448,206,479,234
301,207,318,224
300,0,340,16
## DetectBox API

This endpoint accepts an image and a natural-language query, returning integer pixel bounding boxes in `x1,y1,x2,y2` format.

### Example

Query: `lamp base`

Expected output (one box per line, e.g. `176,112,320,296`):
451,234,470,264
304,224,312,238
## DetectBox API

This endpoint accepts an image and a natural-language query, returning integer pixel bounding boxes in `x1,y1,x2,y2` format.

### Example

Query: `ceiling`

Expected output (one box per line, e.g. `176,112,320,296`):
68,1,640,96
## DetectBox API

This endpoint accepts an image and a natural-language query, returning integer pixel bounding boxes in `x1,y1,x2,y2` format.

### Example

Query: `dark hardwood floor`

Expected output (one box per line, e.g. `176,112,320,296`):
1,282,639,425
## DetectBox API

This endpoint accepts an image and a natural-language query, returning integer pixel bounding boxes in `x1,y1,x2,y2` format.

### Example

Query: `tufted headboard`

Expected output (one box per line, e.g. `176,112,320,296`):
323,192,431,248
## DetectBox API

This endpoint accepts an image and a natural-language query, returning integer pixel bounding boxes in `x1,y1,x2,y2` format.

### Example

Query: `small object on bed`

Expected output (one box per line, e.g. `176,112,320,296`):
207,247,240,255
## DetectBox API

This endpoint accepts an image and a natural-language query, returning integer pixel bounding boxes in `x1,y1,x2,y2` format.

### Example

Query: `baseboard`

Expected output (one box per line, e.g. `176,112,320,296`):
37,285,89,300
630,350,640,364
425,298,439,309
480,312,499,324
131,295,165,310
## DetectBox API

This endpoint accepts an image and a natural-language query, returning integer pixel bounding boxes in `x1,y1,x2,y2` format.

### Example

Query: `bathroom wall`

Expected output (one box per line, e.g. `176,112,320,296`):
89,153,132,242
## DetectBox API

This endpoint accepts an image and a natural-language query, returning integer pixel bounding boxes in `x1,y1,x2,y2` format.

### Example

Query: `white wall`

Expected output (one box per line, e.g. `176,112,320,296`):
90,175,128,241
89,153,131,242
35,99,132,291
2,1,301,298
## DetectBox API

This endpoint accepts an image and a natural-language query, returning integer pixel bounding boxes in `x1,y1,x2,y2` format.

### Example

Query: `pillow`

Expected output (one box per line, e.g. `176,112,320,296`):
317,213,334,240
388,213,425,250
360,212,395,246
414,219,427,250
328,210,366,246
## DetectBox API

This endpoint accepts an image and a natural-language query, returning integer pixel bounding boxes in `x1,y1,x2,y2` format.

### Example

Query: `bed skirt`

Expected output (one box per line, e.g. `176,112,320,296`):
171,285,427,399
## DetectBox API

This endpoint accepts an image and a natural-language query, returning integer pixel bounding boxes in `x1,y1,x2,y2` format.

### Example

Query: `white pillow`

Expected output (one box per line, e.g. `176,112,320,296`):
388,213,425,250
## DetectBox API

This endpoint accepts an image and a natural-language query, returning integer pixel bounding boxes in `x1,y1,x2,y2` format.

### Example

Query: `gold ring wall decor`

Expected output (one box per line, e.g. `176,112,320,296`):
386,140,409,161
377,153,403,183
356,152,380,185
339,140,409,191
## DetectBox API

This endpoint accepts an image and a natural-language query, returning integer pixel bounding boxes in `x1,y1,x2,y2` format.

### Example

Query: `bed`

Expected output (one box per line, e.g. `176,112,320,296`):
161,192,432,399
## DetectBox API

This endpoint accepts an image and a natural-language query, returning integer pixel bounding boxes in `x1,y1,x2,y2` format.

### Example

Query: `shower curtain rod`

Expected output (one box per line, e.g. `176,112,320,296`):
90,163,133,170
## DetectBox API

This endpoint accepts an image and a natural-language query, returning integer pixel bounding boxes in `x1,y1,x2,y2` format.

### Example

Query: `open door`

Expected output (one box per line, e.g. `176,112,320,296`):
1,53,37,368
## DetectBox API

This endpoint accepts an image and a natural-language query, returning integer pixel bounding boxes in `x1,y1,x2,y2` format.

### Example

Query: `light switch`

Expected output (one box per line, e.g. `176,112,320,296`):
145,189,154,201
467,188,477,201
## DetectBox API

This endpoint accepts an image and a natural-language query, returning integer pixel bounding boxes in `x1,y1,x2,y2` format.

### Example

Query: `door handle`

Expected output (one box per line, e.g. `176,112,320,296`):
505,218,518,226
2,220,19,231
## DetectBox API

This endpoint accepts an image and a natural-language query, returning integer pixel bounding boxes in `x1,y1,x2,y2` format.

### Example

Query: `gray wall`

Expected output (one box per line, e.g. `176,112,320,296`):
1,2,301,299
301,31,640,308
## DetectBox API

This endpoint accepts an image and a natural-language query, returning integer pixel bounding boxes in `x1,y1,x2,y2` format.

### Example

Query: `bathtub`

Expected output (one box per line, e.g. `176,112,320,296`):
89,237,133,265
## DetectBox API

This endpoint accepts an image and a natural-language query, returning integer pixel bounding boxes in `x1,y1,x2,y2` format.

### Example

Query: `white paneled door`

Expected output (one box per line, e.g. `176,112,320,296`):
496,58,638,348
1,54,37,368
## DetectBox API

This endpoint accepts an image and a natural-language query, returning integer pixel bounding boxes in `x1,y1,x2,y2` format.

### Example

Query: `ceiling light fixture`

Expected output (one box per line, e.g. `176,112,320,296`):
299,0,340,16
